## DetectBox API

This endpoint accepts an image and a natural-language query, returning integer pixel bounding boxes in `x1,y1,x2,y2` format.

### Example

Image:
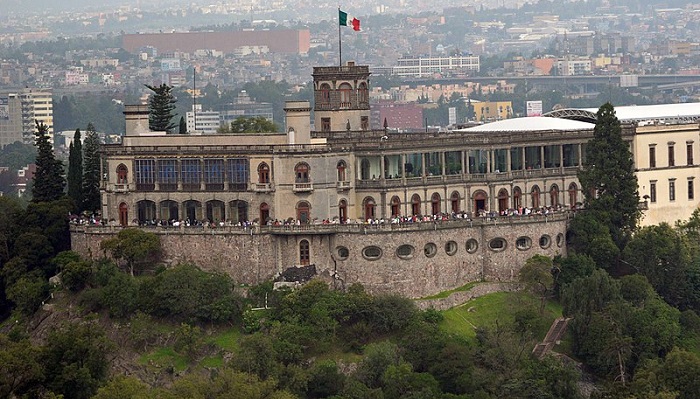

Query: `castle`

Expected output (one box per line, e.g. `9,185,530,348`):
70,63,700,298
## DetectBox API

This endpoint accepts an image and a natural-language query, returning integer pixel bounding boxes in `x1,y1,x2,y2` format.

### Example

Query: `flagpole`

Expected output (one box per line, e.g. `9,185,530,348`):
338,7,342,67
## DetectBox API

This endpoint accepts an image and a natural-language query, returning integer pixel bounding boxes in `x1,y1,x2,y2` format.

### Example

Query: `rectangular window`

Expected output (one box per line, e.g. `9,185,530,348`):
181,158,201,191
668,145,675,167
134,159,155,191
204,159,224,191
158,159,178,191
688,143,694,165
650,181,657,203
669,180,676,201
649,146,656,168
228,158,249,191
321,117,331,132
689,180,695,200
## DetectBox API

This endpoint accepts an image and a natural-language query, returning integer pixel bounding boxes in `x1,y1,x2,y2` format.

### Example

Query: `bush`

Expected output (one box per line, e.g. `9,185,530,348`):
6,275,48,315
369,295,419,333
61,260,94,292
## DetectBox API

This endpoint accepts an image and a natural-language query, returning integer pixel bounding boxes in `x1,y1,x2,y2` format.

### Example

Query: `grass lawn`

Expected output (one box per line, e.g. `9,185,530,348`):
440,291,563,341
139,347,189,373
208,328,241,352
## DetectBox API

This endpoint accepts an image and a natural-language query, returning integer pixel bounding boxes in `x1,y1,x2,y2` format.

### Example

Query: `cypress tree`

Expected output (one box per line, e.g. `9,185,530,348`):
67,128,83,213
578,102,641,247
32,121,65,202
145,83,177,132
82,123,101,214
179,116,187,134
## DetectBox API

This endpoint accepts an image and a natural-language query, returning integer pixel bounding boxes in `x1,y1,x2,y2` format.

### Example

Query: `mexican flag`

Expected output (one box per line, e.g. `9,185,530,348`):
339,9,360,31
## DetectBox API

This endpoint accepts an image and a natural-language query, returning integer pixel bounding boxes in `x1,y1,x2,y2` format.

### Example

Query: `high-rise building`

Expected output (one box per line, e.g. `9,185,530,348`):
0,88,53,146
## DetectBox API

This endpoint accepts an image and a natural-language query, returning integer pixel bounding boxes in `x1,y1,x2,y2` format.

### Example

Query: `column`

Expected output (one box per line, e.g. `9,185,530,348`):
440,152,446,176
401,154,407,183
461,150,467,175
540,146,545,169
577,143,583,167
559,145,564,172
506,147,512,172
380,155,385,181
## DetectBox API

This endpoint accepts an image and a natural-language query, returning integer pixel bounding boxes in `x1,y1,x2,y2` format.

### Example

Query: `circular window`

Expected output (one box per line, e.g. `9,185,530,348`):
539,235,552,249
445,241,458,256
516,236,532,251
396,244,415,260
362,246,382,260
489,238,507,252
556,233,564,248
336,246,349,260
466,239,479,254
424,243,438,258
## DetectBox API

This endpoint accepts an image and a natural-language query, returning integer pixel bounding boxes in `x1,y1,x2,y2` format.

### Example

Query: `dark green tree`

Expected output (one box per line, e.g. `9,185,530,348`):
31,121,65,203
100,228,161,277
178,116,187,134
81,123,101,214
577,102,641,248
145,83,177,132
67,129,83,213
219,116,278,133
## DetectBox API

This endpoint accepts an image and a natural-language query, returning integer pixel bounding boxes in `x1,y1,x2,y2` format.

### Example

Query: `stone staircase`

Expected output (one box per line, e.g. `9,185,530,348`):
532,317,571,359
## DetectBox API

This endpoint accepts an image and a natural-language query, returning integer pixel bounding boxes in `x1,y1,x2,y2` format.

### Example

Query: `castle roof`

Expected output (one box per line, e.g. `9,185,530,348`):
545,102,700,124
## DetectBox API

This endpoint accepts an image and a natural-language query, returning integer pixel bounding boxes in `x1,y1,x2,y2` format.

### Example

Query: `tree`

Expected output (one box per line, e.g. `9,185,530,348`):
81,123,101,214
178,116,187,134
32,121,65,203
67,129,83,213
0,334,43,398
145,83,177,132
100,228,161,276
219,116,278,133
519,255,555,313
577,102,641,248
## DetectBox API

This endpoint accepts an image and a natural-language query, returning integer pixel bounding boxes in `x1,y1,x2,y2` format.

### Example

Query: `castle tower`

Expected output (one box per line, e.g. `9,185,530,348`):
312,62,371,133
284,100,311,144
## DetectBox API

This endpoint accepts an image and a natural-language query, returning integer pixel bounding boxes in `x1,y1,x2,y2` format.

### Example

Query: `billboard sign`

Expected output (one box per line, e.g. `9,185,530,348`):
526,100,543,117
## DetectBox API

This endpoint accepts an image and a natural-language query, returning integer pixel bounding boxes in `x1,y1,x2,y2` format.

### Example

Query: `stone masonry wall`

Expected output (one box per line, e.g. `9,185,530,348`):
71,215,568,298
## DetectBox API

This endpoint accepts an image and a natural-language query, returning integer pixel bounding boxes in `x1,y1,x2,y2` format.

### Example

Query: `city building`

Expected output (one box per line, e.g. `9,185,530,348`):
186,104,221,134
0,88,53,145
390,54,480,77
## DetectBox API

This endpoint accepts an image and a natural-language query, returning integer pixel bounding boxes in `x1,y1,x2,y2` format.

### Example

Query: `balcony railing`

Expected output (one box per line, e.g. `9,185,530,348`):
336,181,351,191
253,182,274,192
293,182,314,193
113,183,129,192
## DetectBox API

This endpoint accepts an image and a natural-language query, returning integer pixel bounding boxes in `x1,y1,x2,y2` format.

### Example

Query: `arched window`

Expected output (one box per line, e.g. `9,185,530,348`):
568,182,578,208
183,200,202,222
259,202,270,224
390,196,401,217
339,82,352,108
339,199,347,224
295,163,310,183
116,164,128,184
136,200,156,224
230,200,248,224
118,202,128,227
431,192,441,215
513,186,522,209
550,184,559,207
363,197,376,220
498,188,509,213
450,191,460,213
337,160,347,181
258,162,270,183
473,190,488,215
160,200,179,222
411,194,422,216
299,239,310,265
360,158,371,180
531,185,541,209
358,82,368,106
297,201,311,224
206,200,225,223
319,83,331,105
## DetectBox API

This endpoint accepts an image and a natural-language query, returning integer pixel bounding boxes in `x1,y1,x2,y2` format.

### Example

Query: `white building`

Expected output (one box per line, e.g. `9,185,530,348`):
392,54,480,77
186,104,221,134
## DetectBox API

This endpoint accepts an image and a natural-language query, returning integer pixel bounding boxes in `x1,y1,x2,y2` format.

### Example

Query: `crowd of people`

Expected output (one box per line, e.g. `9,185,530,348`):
70,204,572,229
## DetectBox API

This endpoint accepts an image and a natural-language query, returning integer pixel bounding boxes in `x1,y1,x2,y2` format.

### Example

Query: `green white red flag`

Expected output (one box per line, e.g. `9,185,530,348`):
339,9,360,31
